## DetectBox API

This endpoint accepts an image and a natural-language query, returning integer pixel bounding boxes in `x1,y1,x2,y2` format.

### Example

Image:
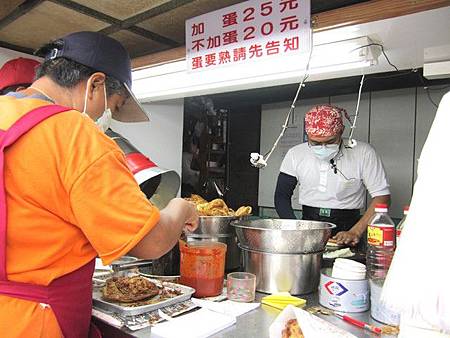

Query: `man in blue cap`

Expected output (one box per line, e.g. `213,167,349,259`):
0,31,198,337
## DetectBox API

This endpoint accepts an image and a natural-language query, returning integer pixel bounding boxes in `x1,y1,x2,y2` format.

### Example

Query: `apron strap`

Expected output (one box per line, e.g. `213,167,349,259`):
0,105,70,281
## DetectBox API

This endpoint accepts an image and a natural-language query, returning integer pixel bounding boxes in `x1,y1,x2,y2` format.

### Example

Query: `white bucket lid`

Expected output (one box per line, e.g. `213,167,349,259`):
333,258,366,272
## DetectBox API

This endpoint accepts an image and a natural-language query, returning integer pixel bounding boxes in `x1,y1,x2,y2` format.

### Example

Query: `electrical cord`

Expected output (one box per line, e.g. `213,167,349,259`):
259,28,314,163
347,73,365,148
353,43,445,108
250,29,314,168
351,43,399,72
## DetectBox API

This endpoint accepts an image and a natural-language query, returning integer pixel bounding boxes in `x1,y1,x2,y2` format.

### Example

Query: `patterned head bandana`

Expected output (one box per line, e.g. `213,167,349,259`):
304,105,350,137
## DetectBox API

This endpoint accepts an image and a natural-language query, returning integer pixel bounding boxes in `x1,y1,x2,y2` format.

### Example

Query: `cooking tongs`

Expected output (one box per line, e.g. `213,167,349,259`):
111,259,153,273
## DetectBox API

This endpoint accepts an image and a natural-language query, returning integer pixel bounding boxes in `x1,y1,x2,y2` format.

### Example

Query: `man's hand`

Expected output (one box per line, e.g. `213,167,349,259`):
183,200,199,233
333,230,360,246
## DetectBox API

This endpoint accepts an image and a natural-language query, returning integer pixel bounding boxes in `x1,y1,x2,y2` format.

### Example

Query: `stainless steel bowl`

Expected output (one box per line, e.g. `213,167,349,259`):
192,216,238,235
240,245,323,295
232,219,335,254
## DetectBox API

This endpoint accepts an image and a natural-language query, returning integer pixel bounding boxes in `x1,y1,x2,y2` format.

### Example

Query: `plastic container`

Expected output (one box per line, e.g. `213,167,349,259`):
331,259,366,280
179,240,227,298
370,279,400,325
319,268,369,313
227,272,256,302
366,204,399,325
396,205,409,241
366,204,396,281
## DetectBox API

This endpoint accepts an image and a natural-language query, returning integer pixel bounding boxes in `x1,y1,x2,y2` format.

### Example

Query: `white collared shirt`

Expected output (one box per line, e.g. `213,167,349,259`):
279,140,390,209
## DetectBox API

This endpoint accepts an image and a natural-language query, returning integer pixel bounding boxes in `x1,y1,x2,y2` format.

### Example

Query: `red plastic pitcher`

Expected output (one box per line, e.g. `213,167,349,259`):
179,240,227,297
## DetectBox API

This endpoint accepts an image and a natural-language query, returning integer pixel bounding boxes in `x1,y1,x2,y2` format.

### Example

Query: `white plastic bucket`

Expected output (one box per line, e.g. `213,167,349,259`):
319,268,369,313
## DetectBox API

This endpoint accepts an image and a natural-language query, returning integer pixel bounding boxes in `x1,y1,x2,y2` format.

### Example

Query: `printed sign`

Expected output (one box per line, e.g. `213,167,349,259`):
186,0,311,72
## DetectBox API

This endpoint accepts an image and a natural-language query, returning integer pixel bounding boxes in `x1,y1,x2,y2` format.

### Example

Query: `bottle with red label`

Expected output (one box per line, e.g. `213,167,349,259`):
366,203,399,325
396,205,409,241
367,203,396,280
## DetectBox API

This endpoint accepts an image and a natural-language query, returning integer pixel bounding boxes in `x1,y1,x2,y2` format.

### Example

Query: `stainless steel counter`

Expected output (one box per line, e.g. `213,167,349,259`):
93,292,398,338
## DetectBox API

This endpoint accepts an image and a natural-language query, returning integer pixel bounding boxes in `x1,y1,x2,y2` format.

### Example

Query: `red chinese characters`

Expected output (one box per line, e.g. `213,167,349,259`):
191,22,205,36
188,0,307,71
223,30,238,45
280,15,299,32
249,44,263,58
207,36,221,49
233,47,246,62
192,39,205,52
223,12,238,27
280,0,299,13
192,56,203,69
219,51,231,64
284,37,299,52
205,53,217,67
266,40,280,55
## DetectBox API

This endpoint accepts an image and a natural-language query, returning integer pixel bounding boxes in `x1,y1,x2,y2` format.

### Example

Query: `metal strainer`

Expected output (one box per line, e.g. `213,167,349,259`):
232,219,335,254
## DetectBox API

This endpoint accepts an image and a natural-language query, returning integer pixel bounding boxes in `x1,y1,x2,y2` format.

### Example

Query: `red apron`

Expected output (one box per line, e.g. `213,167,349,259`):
0,105,101,338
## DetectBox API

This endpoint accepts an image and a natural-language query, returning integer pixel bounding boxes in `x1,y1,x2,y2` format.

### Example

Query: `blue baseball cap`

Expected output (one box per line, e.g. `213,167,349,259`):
35,31,149,122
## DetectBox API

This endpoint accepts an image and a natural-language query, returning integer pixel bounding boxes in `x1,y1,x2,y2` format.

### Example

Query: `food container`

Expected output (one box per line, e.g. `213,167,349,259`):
179,240,227,298
331,258,367,280
189,216,242,271
233,219,335,254
319,268,369,313
92,279,195,316
187,233,241,271
240,245,322,295
370,279,400,325
193,216,237,235
227,272,256,302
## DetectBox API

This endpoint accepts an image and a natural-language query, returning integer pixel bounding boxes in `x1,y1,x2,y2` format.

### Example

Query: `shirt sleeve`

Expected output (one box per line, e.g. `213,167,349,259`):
362,145,391,197
280,148,298,178
69,149,160,265
274,172,298,219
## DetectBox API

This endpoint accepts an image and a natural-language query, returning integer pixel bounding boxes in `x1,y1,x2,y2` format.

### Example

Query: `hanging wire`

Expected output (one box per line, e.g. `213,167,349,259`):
262,28,314,161
353,43,444,108
347,73,365,147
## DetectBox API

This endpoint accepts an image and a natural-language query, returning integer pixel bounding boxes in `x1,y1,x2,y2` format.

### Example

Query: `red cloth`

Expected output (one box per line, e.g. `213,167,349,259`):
0,57,40,90
304,105,350,137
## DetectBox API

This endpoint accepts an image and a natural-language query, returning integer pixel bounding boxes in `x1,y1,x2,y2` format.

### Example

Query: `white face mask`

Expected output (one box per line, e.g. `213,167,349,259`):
311,144,340,162
82,80,112,133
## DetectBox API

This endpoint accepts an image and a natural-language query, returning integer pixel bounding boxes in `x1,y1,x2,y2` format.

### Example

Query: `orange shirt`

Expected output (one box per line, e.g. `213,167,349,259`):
0,95,160,337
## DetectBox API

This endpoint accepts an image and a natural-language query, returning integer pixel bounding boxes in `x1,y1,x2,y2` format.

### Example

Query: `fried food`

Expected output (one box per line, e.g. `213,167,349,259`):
186,194,207,205
185,194,252,217
381,325,400,335
282,319,304,338
236,206,252,217
102,276,160,303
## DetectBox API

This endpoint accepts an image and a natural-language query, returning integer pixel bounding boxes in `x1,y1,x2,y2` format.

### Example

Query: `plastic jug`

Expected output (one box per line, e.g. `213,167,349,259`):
179,240,227,297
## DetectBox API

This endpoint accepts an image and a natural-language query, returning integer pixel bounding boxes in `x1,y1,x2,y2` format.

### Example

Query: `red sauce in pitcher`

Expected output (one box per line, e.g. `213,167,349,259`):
179,240,227,297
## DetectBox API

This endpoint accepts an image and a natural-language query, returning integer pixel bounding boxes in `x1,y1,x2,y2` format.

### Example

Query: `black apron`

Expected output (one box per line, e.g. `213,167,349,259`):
302,205,366,251
302,205,360,234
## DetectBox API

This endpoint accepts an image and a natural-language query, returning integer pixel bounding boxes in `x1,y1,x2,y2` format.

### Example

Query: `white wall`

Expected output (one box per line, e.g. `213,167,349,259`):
110,100,184,195
259,86,448,218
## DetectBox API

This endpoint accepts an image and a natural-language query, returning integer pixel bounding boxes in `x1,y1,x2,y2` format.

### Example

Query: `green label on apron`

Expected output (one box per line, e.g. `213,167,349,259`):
319,208,331,217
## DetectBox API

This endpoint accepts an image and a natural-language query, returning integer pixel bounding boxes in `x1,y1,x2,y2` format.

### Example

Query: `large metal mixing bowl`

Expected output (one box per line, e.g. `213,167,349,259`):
192,216,238,235
240,245,323,295
232,219,335,254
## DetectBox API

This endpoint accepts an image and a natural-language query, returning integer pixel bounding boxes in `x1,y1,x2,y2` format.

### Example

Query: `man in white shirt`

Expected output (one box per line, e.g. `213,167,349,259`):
274,104,390,246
